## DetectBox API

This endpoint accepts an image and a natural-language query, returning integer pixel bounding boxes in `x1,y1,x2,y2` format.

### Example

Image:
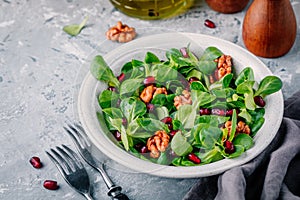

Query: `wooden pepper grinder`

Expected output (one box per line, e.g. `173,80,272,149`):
242,0,297,58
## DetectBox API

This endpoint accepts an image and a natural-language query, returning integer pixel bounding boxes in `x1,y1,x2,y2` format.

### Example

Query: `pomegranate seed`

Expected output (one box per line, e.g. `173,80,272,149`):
43,180,58,190
107,86,116,92
161,117,172,124
169,130,178,137
161,117,173,130
188,77,200,84
180,47,189,58
146,103,155,112
29,156,42,169
140,146,149,154
224,140,235,154
143,76,156,86
117,73,126,82
204,19,216,28
122,117,127,126
211,108,225,116
113,131,122,141
187,153,201,164
199,108,211,115
225,109,234,116
254,96,266,107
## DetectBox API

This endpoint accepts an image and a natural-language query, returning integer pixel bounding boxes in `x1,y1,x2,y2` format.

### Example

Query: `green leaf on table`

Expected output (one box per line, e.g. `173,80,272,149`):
63,16,89,36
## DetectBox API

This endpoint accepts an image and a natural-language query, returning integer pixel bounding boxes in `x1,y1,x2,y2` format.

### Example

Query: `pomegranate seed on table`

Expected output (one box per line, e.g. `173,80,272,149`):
43,180,59,190
254,96,266,107
29,156,43,169
187,153,201,164
204,19,216,28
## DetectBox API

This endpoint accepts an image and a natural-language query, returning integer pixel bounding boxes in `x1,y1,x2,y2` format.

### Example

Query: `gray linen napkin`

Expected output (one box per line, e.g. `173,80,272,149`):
183,91,300,200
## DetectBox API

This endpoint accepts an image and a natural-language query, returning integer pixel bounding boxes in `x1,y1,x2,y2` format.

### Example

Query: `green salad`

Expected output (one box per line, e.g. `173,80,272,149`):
90,46,282,166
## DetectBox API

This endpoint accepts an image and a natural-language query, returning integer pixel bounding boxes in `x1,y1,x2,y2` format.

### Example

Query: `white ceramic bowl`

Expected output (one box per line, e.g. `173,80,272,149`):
77,32,283,178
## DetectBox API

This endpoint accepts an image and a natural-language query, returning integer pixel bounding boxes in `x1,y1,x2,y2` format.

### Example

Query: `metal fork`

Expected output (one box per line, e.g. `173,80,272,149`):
45,145,94,200
64,122,129,200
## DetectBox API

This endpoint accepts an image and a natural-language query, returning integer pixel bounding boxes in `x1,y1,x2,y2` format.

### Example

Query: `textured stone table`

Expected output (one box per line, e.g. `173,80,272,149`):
0,0,299,199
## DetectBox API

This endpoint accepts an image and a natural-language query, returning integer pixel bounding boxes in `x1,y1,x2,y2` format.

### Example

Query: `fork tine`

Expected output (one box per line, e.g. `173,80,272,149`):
64,125,85,150
50,147,73,173
45,150,68,176
65,123,91,147
56,146,82,171
62,144,84,168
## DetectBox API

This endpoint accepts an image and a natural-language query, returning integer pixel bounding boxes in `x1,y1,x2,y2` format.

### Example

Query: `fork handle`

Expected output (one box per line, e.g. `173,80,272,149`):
95,164,129,199
112,193,130,200
95,165,115,189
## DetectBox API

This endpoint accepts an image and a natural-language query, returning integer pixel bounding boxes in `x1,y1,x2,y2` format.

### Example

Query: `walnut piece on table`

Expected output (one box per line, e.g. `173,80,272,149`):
106,21,136,43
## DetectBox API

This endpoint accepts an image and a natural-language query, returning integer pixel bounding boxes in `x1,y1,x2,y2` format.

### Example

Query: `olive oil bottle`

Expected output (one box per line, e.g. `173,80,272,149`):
109,0,194,20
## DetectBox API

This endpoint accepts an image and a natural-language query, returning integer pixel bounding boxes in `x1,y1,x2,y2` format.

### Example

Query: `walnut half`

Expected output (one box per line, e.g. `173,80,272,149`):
174,90,192,110
106,21,136,43
147,130,170,158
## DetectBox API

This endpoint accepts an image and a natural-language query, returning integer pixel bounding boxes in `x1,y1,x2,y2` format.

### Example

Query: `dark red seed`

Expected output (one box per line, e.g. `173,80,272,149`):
180,47,189,58
43,180,58,190
117,73,126,82
254,96,266,107
29,156,42,169
204,19,216,28
187,153,201,164
188,77,200,84
224,140,235,154
199,108,211,115
113,131,122,141
225,109,234,116
161,117,172,124
211,108,225,116
122,118,127,126
107,86,116,92
144,76,156,86
170,130,178,137
146,103,155,112
140,146,149,154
